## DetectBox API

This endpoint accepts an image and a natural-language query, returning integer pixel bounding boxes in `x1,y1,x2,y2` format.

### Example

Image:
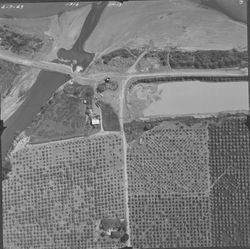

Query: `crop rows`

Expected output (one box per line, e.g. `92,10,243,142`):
3,134,126,249
127,121,211,248
129,193,211,249
127,122,210,195
208,117,250,246
127,116,250,248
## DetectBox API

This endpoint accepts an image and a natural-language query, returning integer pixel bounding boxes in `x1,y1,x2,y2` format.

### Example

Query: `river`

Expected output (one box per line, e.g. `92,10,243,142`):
2,2,107,160
203,0,247,23
57,1,108,70
2,72,71,158
1,0,248,158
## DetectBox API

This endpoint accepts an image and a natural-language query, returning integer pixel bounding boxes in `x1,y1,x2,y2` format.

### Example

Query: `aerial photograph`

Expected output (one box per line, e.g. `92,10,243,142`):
0,0,249,249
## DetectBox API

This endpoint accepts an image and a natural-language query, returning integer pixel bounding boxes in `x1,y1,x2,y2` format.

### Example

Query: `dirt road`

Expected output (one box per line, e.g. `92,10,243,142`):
2,43,248,248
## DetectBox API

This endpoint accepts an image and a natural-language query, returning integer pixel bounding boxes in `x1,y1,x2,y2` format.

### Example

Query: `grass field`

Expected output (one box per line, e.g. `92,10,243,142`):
85,0,247,55
25,83,99,143
99,101,120,131
3,134,126,249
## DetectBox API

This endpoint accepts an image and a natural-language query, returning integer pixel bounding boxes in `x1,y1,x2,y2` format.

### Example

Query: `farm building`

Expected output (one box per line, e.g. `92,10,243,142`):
90,114,100,126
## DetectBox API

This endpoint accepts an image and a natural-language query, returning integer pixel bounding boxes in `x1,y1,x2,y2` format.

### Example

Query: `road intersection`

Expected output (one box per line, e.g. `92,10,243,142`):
1,49,248,247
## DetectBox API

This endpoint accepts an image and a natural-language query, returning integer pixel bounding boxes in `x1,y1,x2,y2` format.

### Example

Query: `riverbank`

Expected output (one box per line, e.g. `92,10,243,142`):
204,0,247,24
2,71,70,159
1,2,108,160
57,2,108,69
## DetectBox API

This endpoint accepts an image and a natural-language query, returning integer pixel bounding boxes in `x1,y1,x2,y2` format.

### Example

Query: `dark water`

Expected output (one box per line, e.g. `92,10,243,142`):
215,0,247,23
2,3,108,159
2,72,71,158
0,3,90,19
57,2,108,69
203,0,247,24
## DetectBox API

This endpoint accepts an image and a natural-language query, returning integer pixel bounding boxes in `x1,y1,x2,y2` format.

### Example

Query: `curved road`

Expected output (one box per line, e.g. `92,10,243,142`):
1,2,248,248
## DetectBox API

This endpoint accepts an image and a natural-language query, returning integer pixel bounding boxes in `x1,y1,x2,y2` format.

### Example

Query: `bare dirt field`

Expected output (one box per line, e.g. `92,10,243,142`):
3,133,127,249
94,75,123,127
136,51,171,73
124,83,158,122
85,0,247,57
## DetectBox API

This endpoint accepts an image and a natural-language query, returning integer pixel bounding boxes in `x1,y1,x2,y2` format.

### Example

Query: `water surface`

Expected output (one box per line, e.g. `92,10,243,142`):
57,2,108,69
144,81,249,116
2,71,70,158
2,2,107,159
203,0,247,23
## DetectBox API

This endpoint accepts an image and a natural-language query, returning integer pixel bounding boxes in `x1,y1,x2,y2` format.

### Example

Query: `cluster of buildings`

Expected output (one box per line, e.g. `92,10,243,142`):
84,102,100,127
99,217,129,243
89,109,100,127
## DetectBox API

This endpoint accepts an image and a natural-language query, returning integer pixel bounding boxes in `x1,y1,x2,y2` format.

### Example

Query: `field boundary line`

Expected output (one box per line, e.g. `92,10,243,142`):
24,131,122,149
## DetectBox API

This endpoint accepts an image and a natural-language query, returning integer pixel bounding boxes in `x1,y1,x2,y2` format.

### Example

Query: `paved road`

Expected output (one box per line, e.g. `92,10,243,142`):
1,51,247,83
0,52,73,75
